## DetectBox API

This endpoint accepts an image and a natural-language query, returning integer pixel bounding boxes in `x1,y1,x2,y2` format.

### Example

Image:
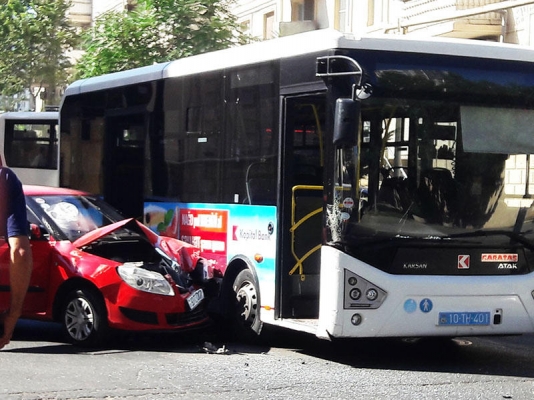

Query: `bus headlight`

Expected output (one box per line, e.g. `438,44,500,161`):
344,270,387,309
366,288,378,301
349,288,361,300
351,313,362,326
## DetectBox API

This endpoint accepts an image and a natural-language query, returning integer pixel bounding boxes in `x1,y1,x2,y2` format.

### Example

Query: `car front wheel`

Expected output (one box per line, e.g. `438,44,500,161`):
62,288,108,347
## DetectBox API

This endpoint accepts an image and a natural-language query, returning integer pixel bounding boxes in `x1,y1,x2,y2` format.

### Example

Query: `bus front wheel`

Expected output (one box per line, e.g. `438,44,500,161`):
231,269,261,340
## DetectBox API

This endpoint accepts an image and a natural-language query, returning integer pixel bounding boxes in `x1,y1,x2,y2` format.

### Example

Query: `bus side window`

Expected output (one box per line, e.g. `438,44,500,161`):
245,160,276,204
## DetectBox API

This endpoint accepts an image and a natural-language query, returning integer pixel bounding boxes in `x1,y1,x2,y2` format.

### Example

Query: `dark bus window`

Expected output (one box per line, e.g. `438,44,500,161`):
4,121,58,169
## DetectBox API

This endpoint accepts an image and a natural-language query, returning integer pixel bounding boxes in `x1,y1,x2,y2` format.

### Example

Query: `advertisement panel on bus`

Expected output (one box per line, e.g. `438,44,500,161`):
144,202,277,307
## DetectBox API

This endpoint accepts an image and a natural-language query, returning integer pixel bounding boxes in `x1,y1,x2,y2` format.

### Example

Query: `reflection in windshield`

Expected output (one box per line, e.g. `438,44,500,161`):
461,106,534,155
344,99,534,242
33,195,120,241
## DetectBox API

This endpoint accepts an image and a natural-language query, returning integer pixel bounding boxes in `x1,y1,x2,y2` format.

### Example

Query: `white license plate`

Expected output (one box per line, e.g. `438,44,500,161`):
438,311,491,326
186,289,204,311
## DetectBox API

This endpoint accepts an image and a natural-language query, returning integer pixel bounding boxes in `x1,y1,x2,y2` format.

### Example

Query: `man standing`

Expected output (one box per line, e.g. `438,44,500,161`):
0,167,32,349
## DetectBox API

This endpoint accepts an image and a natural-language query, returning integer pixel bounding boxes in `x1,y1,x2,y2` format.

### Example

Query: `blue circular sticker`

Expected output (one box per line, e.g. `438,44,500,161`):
420,298,433,313
404,299,417,313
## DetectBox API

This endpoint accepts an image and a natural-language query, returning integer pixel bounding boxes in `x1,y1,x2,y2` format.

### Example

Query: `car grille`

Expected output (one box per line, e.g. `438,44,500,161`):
119,306,208,327
165,305,207,326
119,307,158,325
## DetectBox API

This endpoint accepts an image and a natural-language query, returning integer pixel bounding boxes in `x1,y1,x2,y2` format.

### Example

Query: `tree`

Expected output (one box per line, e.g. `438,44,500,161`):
75,0,251,79
0,0,78,110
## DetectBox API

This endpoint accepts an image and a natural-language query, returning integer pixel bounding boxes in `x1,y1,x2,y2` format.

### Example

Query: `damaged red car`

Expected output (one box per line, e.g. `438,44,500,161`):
0,185,214,346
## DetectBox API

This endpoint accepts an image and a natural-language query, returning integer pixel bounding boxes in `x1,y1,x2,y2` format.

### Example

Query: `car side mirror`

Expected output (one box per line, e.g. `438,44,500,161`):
30,223,44,240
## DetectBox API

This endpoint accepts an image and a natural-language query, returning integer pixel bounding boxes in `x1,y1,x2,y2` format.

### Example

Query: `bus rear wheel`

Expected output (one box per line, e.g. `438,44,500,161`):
231,269,261,340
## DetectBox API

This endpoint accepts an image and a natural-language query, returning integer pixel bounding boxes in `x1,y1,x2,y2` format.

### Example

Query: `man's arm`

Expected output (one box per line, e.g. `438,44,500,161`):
0,235,32,349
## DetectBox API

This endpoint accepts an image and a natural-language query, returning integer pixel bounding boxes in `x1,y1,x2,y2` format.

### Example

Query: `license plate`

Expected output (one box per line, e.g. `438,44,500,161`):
186,289,204,311
438,312,491,326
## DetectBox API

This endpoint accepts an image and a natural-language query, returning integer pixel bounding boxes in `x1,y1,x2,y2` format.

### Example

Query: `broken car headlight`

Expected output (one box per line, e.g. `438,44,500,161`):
117,263,175,296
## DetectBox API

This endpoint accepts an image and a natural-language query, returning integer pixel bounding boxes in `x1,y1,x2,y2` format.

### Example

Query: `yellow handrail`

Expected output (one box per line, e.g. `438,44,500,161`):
290,185,323,276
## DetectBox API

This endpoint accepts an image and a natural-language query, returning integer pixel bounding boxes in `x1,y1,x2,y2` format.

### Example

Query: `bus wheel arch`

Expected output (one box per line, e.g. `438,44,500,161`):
221,257,262,340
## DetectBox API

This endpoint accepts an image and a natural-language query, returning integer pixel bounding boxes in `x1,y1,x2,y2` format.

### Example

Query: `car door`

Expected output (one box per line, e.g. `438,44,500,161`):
0,237,10,312
22,209,53,315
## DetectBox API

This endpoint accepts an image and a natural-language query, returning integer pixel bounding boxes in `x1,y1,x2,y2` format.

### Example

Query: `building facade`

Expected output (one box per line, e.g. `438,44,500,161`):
231,0,534,45
69,0,534,45
69,0,135,26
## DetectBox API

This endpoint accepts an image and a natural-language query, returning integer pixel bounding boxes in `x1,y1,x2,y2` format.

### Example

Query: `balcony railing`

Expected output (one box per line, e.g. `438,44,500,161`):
402,0,503,23
68,0,92,27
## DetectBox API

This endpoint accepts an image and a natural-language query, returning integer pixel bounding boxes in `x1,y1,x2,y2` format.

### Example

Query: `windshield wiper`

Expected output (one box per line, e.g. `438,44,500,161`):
447,230,534,251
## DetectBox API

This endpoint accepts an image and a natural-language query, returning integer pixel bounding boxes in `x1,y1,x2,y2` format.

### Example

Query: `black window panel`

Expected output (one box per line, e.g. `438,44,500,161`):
4,120,58,169
159,63,279,205
161,72,223,203
223,62,279,205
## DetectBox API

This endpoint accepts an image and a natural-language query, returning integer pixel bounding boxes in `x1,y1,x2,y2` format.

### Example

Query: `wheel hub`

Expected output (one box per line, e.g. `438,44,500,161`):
65,298,94,341
236,281,257,322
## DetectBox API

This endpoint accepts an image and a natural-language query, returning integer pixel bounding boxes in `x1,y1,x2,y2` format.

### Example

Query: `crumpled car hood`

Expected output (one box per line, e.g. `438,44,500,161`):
72,218,150,248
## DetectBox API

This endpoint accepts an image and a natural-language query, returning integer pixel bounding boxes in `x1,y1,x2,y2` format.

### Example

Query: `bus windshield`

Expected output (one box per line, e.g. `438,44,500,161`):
336,54,534,254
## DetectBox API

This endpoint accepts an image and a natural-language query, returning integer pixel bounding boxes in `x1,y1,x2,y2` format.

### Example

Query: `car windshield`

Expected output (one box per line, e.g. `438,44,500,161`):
29,195,123,241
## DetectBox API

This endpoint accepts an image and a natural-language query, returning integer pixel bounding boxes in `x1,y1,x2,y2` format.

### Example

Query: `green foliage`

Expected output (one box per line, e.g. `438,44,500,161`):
0,0,78,109
76,0,251,79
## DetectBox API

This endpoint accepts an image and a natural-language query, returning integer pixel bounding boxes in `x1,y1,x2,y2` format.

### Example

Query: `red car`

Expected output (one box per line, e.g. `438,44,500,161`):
0,186,214,346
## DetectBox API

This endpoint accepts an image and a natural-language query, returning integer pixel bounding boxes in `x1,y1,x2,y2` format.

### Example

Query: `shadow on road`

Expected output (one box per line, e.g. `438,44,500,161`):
7,319,271,356
8,319,534,379
261,325,534,379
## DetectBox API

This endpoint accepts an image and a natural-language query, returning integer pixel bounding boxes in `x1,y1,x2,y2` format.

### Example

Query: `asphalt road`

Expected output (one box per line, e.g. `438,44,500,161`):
1,319,534,399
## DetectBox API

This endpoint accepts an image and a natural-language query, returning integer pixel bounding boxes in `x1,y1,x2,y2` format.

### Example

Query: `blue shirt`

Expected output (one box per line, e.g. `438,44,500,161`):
0,168,29,238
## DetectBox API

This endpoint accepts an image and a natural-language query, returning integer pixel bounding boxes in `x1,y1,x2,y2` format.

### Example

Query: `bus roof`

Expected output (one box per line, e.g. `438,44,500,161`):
0,111,58,122
63,28,534,97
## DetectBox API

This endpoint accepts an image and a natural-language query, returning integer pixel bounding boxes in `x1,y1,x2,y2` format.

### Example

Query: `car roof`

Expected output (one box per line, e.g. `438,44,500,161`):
23,185,90,197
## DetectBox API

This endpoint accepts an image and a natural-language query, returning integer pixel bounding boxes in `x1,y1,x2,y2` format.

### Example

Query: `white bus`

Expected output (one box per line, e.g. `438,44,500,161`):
59,29,534,340
0,111,59,186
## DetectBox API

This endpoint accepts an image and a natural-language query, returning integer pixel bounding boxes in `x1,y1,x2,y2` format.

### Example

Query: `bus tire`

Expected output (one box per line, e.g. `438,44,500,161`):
230,269,261,341
62,288,108,347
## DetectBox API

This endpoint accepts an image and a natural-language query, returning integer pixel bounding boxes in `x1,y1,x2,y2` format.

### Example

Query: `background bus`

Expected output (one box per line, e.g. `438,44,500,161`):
60,29,534,340
0,111,59,186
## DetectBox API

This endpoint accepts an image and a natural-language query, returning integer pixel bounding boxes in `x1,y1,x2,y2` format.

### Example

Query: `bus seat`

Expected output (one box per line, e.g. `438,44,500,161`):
246,177,276,204
245,160,277,205
377,176,410,212
417,168,457,224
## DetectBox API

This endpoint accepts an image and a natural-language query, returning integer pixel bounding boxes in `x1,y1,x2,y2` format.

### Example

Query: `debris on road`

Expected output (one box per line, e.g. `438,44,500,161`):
202,341,229,355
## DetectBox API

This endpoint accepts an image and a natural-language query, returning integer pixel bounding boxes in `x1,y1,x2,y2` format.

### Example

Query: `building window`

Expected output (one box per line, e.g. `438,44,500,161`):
264,11,275,39
367,0,375,27
367,0,391,27
291,0,315,21
240,19,251,36
337,0,352,33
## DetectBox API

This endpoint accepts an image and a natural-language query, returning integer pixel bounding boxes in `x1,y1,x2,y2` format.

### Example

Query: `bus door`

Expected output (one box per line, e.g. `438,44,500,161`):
103,113,146,218
281,95,325,319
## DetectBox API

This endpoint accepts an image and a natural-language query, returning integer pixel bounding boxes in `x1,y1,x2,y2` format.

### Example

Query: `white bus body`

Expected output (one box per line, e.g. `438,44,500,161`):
60,30,534,340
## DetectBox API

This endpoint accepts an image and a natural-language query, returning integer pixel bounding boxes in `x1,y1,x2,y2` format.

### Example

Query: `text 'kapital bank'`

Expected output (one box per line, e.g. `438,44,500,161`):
234,227,272,241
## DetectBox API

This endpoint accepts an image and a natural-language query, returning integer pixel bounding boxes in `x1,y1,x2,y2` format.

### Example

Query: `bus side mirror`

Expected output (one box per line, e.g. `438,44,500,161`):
333,98,360,147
